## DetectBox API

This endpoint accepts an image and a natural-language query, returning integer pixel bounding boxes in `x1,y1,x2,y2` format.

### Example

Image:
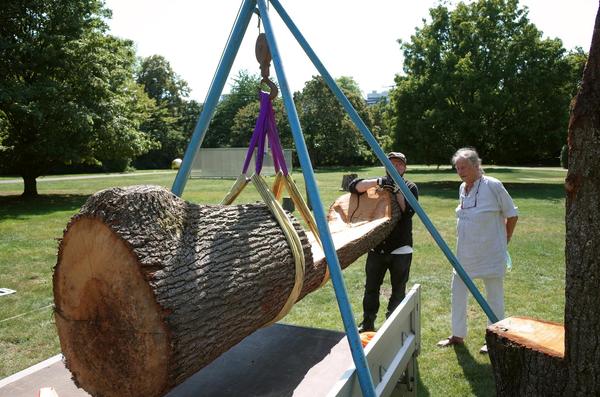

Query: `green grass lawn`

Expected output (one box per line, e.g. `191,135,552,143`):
0,165,567,395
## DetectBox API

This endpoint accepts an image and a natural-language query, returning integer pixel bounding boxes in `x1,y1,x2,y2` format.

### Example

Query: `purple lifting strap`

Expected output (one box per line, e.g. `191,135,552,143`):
242,92,288,175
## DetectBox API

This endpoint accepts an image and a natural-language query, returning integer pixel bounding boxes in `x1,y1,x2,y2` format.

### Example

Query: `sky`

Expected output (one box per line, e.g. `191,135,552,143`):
104,0,598,102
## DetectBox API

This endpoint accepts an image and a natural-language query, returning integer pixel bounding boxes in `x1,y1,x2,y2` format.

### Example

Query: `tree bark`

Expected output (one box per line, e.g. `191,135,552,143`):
564,4,600,393
487,4,600,395
22,174,38,197
53,185,398,397
486,317,567,396
340,173,358,191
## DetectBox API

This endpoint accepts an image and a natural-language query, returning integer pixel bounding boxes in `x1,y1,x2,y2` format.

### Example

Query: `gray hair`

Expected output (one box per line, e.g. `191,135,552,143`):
451,147,482,169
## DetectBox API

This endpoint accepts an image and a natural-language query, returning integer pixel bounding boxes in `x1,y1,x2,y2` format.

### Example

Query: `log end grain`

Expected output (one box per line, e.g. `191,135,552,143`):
487,316,564,358
486,316,567,395
54,217,171,397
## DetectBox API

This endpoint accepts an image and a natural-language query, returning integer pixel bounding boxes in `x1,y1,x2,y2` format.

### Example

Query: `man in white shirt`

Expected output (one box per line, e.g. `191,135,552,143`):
437,147,518,354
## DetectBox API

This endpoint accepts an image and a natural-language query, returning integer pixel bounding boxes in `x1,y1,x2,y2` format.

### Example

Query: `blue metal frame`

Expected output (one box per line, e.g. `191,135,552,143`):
256,1,376,395
269,0,498,323
172,1,499,395
170,1,376,395
172,0,256,197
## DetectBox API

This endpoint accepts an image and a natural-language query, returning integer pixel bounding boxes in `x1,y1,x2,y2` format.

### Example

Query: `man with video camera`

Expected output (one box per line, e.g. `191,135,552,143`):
349,152,419,332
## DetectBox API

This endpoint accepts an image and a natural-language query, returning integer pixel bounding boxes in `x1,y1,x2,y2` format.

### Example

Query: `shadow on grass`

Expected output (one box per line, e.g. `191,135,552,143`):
0,194,89,221
417,181,565,201
453,344,495,396
416,359,431,396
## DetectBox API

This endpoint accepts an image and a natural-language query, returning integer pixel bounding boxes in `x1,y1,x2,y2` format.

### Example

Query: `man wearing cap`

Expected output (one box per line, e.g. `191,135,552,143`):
349,152,419,332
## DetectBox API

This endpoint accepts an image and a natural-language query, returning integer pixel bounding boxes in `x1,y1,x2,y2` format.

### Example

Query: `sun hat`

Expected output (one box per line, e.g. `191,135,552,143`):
387,152,407,164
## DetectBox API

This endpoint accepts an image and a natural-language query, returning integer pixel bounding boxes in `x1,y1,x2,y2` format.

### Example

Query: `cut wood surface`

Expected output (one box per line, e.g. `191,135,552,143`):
53,185,398,397
309,187,395,267
486,316,567,395
487,316,564,358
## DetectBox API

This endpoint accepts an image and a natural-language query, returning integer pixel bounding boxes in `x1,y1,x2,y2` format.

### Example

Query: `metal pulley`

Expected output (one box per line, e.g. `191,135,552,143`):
255,33,278,99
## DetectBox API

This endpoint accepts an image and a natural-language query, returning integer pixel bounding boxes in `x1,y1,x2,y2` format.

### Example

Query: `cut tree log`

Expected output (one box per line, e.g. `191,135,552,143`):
486,317,566,396
53,184,398,397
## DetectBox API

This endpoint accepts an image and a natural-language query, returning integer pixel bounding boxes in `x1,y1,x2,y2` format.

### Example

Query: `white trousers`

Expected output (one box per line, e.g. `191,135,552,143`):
451,273,504,338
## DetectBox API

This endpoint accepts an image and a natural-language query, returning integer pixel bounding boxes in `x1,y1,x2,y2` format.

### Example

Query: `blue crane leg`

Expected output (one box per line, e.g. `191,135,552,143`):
256,1,377,396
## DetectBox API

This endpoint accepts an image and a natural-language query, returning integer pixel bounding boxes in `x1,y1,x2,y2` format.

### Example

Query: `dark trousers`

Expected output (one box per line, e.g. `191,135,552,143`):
362,251,412,325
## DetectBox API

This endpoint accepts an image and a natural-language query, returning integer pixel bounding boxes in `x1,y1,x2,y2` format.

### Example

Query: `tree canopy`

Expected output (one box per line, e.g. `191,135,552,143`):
134,55,193,169
0,0,155,195
204,70,262,148
230,99,292,148
198,72,388,167
389,0,586,165
294,76,376,166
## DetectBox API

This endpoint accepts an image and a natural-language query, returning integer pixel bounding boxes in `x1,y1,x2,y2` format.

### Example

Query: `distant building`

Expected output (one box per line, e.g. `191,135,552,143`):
366,90,389,106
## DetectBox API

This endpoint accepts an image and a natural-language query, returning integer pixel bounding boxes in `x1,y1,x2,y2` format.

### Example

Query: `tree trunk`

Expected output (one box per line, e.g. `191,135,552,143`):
563,4,600,393
486,317,567,396
53,185,398,397
22,174,38,197
340,173,358,191
487,4,600,395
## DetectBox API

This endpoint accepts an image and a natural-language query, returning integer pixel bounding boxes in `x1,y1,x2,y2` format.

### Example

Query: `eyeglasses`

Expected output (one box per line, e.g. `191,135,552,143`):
460,179,481,209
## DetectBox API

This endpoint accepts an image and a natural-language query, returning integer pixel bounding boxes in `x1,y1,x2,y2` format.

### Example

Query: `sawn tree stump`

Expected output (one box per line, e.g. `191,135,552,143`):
486,317,566,396
53,185,398,397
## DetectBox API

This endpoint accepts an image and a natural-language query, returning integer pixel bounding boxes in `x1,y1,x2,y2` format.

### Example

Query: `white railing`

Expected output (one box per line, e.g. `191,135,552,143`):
328,284,421,397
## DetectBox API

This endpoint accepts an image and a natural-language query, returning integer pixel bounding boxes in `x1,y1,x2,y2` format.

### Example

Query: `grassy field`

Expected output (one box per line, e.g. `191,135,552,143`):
0,165,567,395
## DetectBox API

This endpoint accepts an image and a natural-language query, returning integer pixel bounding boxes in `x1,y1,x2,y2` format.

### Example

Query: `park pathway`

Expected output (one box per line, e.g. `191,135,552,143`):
0,170,176,185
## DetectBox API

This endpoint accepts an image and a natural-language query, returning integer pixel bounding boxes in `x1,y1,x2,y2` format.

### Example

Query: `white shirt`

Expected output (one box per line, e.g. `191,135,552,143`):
455,175,518,278
391,245,413,254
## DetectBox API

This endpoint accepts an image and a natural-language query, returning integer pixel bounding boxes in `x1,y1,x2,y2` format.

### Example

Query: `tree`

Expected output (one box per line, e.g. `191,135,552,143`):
390,0,586,165
204,70,261,148
562,15,600,391
486,5,600,394
295,76,374,166
230,98,292,148
0,110,8,150
134,55,192,169
0,0,155,196
93,75,157,172
563,47,588,98
367,100,394,154
180,100,203,142
136,55,189,109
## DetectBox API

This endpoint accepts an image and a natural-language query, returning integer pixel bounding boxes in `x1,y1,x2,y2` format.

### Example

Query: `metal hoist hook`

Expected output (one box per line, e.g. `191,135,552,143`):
255,32,278,99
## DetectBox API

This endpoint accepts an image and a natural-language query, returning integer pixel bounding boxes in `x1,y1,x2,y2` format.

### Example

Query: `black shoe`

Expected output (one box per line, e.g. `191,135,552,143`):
358,322,375,333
